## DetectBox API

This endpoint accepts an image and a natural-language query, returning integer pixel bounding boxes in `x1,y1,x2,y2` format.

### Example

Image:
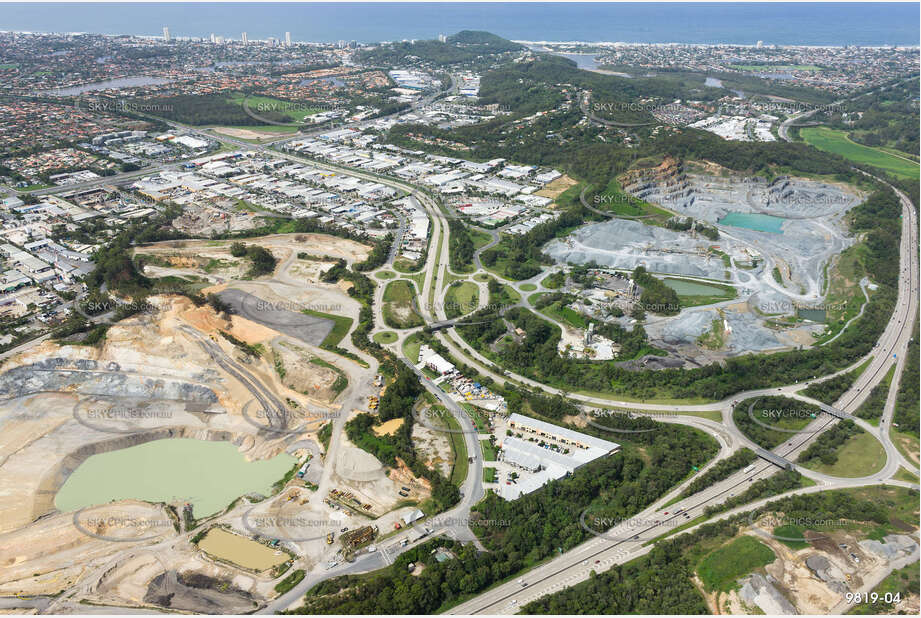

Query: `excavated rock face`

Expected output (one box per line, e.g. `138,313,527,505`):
0,359,218,403
738,573,798,615
859,534,918,560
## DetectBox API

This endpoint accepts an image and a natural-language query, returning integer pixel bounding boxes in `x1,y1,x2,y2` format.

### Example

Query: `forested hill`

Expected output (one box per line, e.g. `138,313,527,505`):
355,30,523,66
478,54,726,120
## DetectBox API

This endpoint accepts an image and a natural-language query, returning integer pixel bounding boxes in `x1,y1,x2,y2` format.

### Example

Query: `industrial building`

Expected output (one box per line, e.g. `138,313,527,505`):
498,414,619,500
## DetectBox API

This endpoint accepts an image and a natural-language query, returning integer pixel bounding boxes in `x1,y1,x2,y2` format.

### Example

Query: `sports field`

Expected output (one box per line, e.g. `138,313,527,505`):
801,127,919,180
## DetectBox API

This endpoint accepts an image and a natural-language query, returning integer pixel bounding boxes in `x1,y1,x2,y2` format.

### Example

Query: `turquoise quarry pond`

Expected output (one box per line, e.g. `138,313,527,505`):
718,212,786,233
55,438,296,517
664,278,732,297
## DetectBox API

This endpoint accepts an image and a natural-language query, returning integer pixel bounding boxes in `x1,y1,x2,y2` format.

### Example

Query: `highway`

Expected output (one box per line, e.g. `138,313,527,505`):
290,120,918,612
249,127,919,613
447,170,919,614
18,94,912,614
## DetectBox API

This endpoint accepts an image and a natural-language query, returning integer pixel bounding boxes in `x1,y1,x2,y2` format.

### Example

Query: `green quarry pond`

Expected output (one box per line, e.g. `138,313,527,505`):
718,212,786,234
664,278,733,297
55,438,296,517
797,307,827,323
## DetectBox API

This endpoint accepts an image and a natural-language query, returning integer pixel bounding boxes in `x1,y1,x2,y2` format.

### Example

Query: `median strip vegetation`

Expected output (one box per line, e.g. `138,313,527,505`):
800,356,872,405
676,448,757,501
853,365,894,424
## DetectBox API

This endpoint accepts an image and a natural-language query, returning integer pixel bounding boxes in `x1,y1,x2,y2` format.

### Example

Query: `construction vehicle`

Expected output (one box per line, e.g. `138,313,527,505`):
326,532,334,544
342,525,377,549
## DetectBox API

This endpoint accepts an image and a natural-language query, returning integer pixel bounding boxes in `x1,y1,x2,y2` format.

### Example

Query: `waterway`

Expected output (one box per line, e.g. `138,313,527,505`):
49,76,171,95
300,76,346,87
55,438,296,517
704,76,745,98
718,212,785,234
553,52,600,70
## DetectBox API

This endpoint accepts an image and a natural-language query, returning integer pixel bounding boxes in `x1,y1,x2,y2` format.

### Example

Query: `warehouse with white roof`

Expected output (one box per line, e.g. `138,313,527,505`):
498,413,619,500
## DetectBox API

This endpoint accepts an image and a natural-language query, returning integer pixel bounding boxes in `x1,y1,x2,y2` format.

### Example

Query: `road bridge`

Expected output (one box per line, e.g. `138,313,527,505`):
755,448,795,471
811,400,856,421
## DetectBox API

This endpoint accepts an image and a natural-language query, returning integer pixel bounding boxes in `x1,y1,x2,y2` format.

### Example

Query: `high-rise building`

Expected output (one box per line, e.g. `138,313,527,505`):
438,33,447,43
242,32,248,45
210,33,216,43
285,31,292,46
162,26,170,42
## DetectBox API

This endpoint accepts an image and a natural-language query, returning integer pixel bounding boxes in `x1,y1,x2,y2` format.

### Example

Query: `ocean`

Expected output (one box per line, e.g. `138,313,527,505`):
1,2,918,47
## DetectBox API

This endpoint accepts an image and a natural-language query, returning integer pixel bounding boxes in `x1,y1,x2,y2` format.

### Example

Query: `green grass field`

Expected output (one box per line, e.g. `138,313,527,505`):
519,283,537,292
402,333,423,364
772,524,810,550
444,281,479,319
697,535,776,592
480,440,497,462
373,331,398,344
801,430,886,478
382,280,424,329
592,177,674,224
374,270,396,280
893,467,919,484
470,228,493,251
393,257,422,273
801,127,919,180
444,414,468,486
228,93,322,125
540,300,587,329
483,468,497,483
302,309,353,348
889,427,919,469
